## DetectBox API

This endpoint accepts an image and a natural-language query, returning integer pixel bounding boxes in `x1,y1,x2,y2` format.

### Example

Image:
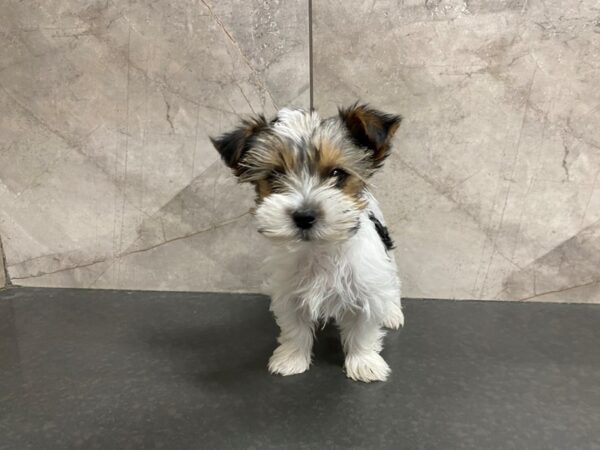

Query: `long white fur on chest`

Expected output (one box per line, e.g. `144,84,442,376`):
264,204,401,323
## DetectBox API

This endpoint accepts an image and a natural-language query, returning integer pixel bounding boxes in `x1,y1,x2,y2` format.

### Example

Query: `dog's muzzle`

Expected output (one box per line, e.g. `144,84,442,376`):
292,208,318,230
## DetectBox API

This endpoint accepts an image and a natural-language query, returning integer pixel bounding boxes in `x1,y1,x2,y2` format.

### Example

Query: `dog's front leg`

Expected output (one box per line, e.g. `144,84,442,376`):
268,298,314,376
339,311,390,382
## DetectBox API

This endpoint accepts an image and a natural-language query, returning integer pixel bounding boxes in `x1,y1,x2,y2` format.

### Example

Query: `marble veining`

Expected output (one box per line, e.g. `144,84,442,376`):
313,0,600,302
0,0,598,302
0,0,306,292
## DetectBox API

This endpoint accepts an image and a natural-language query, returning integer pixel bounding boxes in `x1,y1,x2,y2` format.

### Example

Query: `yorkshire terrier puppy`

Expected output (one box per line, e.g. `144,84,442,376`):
211,104,403,382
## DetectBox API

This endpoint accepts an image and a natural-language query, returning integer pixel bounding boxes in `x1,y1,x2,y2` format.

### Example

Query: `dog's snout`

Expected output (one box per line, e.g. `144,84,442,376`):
292,209,317,230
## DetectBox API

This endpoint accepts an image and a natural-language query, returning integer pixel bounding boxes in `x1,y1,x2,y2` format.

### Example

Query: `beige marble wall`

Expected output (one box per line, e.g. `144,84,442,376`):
314,0,600,302
0,0,307,292
1,0,598,302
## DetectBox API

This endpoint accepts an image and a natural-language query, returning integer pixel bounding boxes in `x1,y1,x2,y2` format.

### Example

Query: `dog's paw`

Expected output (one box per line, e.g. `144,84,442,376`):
268,345,311,376
382,303,404,330
345,352,390,383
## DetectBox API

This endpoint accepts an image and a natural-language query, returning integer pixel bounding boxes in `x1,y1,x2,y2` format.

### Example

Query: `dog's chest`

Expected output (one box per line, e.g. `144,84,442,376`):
273,246,367,319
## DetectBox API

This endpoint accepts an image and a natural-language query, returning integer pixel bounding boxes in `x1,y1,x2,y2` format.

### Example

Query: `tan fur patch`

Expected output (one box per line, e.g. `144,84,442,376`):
315,139,343,175
246,135,299,202
255,179,272,201
314,138,367,209
342,177,367,209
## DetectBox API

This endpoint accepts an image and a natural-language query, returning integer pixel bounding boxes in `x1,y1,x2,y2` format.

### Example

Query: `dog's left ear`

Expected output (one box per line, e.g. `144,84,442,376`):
339,103,402,168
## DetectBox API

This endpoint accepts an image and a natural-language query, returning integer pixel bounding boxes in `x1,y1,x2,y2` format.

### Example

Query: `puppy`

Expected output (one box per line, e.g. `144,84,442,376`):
211,104,403,382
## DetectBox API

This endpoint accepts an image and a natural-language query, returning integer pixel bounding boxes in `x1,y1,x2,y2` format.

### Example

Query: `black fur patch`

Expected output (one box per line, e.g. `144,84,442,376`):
338,103,402,168
210,115,268,175
368,213,394,251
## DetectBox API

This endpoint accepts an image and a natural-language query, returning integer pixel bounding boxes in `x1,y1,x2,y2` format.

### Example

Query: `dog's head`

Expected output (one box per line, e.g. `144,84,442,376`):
210,103,401,244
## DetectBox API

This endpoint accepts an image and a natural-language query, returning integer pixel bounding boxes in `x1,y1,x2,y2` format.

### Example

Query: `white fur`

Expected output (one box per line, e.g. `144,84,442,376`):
255,173,360,242
274,108,321,145
261,192,403,383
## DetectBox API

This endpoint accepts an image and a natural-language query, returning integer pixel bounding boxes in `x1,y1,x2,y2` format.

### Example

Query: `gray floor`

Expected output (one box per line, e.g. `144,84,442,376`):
1,288,599,450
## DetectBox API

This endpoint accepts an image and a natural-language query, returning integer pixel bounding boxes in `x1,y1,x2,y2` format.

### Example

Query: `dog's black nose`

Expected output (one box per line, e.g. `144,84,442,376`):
292,209,317,230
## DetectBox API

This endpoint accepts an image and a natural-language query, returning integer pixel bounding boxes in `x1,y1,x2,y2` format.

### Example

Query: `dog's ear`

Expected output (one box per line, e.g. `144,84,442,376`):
210,115,269,177
339,103,402,168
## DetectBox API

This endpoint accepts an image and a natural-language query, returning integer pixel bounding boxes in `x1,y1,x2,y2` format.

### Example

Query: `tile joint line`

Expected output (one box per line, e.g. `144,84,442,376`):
308,0,314,111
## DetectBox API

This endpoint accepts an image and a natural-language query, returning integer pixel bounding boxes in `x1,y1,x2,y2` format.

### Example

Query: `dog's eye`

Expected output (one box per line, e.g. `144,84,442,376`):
329,168,348,186
329,168,347,178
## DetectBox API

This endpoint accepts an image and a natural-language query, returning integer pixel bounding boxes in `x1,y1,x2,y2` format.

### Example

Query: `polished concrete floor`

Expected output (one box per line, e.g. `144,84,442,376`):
1,288,599,450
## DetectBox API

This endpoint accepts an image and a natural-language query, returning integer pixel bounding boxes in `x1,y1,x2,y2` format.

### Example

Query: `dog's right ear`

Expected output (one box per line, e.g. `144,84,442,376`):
339,103,402,169
210,115,269,176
